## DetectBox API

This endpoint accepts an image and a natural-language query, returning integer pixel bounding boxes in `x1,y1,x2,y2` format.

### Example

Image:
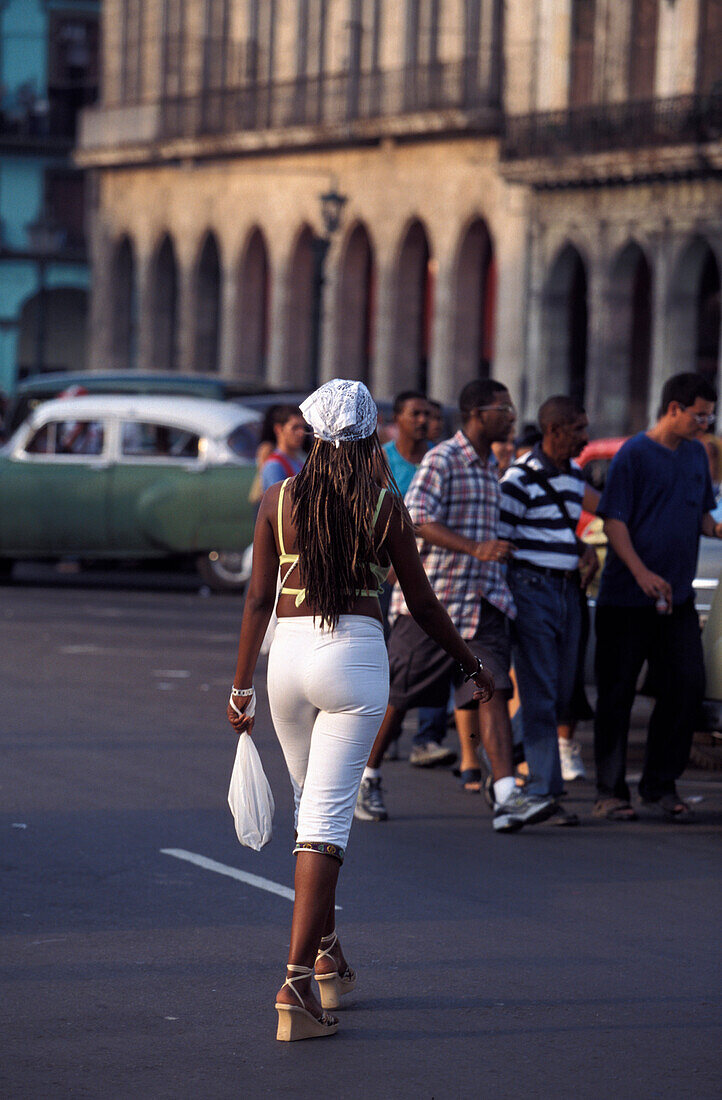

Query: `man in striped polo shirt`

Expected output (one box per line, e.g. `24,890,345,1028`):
499,396,600,821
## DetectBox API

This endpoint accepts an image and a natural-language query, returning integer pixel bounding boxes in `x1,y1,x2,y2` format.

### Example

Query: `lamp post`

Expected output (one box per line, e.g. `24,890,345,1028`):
309,183,346,386
26,210,65,375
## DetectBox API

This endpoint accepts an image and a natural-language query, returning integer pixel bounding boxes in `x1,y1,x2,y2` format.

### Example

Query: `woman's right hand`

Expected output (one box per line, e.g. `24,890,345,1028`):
227,698,255,736
471,668,495,704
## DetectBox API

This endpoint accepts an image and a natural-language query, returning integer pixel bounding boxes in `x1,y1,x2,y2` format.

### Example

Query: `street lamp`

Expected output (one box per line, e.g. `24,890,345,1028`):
26,210,65,375
310,183,347,386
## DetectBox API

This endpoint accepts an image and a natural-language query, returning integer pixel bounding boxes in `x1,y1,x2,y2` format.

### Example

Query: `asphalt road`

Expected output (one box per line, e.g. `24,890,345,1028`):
2,571,722,1100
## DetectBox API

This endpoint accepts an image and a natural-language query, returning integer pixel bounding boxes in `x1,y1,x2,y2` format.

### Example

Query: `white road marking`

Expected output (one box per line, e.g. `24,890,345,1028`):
161,848,295,902
153,669,191,678
160,848,341,909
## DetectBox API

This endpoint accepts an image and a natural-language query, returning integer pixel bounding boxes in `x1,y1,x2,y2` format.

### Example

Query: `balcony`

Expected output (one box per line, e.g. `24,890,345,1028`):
1,87,98,154
501,93,722,185
77,58,500,164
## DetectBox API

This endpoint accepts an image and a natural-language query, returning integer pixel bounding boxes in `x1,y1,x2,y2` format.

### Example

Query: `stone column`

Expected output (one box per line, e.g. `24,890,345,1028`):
267,254,293,389
522,216,548,423
427,256,456,405
319,237,340,384
218,262,239,378
87,210,114,373
175,258,197,375
135,247,155,373
584,245,624,436
369,257,396,401
647,227,674,425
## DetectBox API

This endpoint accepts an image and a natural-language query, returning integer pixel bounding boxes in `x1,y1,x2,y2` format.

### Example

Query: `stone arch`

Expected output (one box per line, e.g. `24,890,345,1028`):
335,220,375,384
393,218,433,392
452,217,496,386
667,236,721,386
149,234,178,371
111,235,138,370
543,243,588,404
193,231,222,373
606,241,653,433
286,224,315,388
17,287,88,375
236,227,270,380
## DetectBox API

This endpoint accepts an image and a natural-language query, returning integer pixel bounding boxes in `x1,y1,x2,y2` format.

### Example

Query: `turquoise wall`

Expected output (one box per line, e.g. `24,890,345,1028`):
0,0,97,395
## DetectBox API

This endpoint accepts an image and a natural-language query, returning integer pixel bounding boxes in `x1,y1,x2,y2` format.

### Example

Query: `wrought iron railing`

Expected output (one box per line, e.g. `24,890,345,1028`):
502,93,722,160
0,86,98,148
159,58,500,140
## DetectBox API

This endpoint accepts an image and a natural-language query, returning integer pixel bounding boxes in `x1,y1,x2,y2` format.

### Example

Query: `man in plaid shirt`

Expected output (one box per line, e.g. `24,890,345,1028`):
356,380,556,832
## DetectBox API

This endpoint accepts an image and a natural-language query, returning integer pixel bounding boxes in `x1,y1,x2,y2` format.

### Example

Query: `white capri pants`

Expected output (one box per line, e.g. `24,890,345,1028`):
267,615,389,862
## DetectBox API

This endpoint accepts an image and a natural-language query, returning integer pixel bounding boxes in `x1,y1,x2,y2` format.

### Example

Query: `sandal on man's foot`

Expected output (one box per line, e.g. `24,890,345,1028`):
592,797,638,821
643,792,695,821
457,767,482,792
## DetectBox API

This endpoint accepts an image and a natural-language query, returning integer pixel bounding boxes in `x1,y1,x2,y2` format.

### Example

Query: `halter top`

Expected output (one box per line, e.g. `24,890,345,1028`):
277,478,391,608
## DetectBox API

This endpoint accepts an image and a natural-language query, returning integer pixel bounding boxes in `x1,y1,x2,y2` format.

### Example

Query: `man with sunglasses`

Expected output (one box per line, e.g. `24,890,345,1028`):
593,372,722,822
360,379,556,832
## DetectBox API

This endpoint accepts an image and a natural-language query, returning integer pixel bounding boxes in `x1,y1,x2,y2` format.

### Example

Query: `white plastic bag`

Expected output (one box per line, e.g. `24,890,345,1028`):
228,727,275,851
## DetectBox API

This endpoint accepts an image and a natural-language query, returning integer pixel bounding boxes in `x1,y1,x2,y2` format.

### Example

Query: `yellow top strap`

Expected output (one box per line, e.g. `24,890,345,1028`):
277,478,290,556
371,487,387,528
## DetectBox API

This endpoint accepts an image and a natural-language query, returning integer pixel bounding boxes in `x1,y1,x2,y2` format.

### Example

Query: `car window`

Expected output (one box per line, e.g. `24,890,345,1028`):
25,419,104,456
121,421,200,459
227,423,260,462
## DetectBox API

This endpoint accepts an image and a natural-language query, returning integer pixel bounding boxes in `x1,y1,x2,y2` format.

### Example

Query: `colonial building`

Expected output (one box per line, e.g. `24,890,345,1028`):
502,0,721,434
76,1,721,431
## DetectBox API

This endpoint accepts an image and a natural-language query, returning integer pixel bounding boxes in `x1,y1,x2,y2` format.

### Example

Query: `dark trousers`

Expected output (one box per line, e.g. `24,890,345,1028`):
593,599,705,802
509,565,582,798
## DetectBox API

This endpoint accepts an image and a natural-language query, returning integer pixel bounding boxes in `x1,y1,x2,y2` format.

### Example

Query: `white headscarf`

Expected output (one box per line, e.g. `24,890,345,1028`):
300,378,377,448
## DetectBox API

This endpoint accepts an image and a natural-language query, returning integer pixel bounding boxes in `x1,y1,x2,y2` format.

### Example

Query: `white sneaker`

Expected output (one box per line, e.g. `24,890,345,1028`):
558,738,586,781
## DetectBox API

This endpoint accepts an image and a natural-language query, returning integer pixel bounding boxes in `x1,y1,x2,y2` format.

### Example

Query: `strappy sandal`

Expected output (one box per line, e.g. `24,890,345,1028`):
275,964,339,1041
314,931,357,1010
592,797,638,821
457,768,482,793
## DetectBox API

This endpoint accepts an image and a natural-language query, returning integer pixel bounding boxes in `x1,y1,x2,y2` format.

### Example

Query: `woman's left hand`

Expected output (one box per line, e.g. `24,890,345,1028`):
471,669,495,705
227,699,255,736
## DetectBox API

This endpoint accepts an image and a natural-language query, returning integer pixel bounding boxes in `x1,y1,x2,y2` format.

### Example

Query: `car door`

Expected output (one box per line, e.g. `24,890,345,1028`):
0,417,111,553
108,419,202,552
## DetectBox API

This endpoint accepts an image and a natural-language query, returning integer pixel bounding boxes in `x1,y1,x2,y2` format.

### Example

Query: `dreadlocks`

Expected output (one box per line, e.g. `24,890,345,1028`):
290,433,406,629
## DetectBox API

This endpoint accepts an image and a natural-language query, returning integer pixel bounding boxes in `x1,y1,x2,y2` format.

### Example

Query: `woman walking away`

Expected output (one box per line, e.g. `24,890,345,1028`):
227,379,494,1041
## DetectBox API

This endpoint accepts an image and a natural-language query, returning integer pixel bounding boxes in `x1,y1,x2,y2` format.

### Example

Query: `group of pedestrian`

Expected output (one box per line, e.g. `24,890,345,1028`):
227,370,721,1041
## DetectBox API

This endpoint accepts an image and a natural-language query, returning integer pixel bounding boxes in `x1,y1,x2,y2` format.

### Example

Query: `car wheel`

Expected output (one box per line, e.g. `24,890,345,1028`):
196,549,250,592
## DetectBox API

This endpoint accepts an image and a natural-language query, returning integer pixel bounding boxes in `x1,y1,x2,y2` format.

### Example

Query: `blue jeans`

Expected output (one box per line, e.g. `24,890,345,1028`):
413,704,448,747
509,565,582,798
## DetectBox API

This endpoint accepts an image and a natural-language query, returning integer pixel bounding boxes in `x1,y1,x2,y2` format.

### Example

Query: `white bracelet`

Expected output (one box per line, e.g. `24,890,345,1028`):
231,686,254,697
229,686,256,719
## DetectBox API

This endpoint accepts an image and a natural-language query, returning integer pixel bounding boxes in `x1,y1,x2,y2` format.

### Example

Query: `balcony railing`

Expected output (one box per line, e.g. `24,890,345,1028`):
502,93,722,161
0,86,98,150
159,58,500,141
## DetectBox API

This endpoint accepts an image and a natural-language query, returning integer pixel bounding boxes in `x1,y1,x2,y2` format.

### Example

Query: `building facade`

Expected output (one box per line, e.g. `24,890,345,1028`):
502,0,721,433
76,1,721,430
0,0,99,395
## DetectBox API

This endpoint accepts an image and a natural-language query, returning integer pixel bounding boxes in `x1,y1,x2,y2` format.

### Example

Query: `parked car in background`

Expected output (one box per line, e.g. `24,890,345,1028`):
0,394,262,591
2,371,273,440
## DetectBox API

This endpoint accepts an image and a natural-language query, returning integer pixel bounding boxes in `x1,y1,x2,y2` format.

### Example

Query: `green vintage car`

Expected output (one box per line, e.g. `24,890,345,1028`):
0,393,262,590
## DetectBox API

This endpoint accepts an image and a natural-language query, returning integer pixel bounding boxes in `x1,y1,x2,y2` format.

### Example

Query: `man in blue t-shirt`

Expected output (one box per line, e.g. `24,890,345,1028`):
593,372,722,822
